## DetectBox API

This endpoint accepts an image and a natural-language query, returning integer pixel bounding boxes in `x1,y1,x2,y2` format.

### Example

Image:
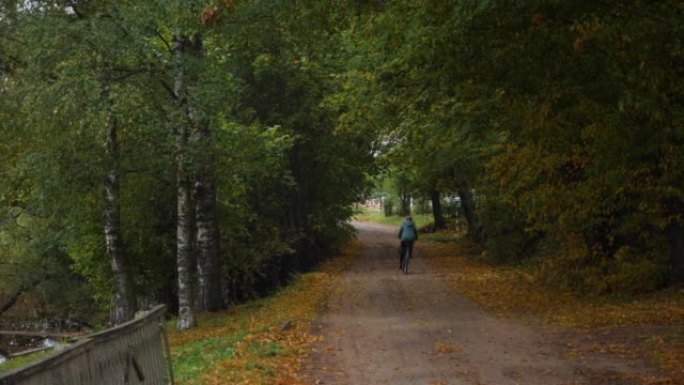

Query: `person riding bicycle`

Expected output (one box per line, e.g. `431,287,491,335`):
398,216,418,269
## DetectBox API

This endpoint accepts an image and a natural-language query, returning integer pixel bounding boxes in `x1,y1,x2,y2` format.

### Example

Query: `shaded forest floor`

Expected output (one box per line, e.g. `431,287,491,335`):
168,223,684,384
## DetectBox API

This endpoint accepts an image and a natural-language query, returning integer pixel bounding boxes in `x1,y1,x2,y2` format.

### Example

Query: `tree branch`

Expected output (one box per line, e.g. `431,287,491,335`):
153,29,174,55
159,79,178,101
0,278,43,316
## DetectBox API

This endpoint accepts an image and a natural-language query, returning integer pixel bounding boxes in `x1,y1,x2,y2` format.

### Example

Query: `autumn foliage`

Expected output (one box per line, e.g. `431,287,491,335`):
423,240,684,384
169,242,360,385
341,0,684,294
200,7,219,26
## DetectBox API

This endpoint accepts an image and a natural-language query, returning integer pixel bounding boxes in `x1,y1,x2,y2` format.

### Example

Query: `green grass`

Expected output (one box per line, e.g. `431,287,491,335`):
167,246,360,384
0,350,53,374
247,340,286,358
421,231,464,243
172,333,246,385
354,207,433,228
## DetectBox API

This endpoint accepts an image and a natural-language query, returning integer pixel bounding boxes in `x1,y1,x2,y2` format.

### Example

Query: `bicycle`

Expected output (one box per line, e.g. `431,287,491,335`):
398,216,417,275
400,243,410,275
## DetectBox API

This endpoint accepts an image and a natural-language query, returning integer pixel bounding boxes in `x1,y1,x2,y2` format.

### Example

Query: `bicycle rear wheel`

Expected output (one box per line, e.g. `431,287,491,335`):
402,247,409,274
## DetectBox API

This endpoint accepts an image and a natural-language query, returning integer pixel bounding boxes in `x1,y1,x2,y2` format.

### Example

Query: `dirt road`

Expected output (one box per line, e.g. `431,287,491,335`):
305,222,660,385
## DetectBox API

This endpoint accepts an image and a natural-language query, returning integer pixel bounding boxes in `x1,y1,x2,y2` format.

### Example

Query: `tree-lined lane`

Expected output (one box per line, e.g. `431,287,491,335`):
306,222,659,385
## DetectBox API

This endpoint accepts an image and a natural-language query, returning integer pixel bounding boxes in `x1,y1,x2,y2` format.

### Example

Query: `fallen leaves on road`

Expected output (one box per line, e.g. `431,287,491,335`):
422,239,684,384
434,341,461,355
424,241,684,328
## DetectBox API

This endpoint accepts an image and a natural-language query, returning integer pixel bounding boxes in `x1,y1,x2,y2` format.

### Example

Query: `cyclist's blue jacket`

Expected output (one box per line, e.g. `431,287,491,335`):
398,220,418,242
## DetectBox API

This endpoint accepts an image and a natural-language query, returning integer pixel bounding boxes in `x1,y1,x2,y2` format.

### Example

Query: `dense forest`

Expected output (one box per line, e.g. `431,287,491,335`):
1,0,682,330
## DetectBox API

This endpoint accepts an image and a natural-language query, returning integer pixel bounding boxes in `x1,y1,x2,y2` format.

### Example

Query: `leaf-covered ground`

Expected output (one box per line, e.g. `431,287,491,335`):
168,242,360,385
168,229,683,384
423,239,684,384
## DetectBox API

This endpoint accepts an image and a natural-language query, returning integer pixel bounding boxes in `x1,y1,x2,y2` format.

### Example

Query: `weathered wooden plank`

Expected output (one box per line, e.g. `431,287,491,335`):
0,331,83,339
8,346,53,359
0,305,170,385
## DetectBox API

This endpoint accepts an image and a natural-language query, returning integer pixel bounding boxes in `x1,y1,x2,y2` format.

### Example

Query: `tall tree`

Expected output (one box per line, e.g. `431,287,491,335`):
172,33,199,330
102,89,137,324
0,0,380,327
429,190,445,230
194,124,222,312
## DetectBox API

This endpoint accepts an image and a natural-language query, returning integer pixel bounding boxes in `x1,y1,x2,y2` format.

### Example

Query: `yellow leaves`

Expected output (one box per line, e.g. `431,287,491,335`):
587,341,636,358
424,240,684,328
201,7,220,27
169,241,361,385
253,54,273,68
531,12,546,28
424,238,684,383
648,333,684,383
202,324,321,385
221,0,236,11
569,15,602,53
573,35,592,53
433,342,460,355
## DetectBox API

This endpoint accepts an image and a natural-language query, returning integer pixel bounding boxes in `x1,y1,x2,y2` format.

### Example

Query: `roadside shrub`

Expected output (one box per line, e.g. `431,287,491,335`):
479,198,541,264
537,240,668,295
606,259,666,294
383,199,394,217
604,246,668,294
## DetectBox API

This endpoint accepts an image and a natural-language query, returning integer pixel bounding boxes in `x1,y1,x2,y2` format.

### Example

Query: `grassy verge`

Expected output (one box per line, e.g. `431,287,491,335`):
354,207,433,228
168,242,360,385
0,351,53,374
422,237,684,384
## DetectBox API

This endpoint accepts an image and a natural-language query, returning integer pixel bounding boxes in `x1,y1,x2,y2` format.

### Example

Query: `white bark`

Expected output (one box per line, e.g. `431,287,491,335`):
173,35,196,330
103,96,136,325
195,173,222,312
176,170,195,330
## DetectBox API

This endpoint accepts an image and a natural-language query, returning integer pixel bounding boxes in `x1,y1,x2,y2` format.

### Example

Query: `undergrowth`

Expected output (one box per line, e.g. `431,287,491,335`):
353,207,432,228
168,241,360,385
0,351,52,374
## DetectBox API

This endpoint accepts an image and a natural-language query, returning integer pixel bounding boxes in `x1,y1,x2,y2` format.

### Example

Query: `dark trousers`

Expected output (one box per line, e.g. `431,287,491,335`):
399,241,414,263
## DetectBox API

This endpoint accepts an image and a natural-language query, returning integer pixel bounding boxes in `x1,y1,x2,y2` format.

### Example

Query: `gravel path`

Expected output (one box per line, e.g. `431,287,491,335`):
304,221,660,385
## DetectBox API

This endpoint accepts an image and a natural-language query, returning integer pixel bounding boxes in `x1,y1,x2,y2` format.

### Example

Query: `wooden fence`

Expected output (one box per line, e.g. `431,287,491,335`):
0,305,174,385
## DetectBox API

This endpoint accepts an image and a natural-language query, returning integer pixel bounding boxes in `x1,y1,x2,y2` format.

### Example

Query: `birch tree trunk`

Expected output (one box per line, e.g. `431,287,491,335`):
103,95,136,325
173,35,197,330
195,170,222,312
182,30,223,312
